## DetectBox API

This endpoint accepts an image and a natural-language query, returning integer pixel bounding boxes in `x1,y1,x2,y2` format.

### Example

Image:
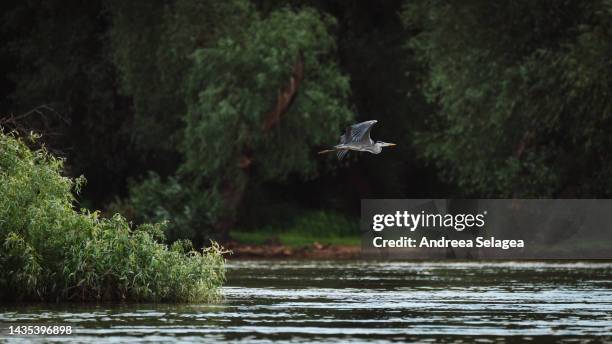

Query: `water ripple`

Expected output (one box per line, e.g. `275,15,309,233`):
1,261,611,343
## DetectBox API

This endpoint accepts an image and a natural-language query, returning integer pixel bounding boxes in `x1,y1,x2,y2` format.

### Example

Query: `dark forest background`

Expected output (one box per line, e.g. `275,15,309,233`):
2,0,612,246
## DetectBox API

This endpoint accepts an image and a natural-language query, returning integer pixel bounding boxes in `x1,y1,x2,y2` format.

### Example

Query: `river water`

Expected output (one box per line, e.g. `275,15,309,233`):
1,260,611,343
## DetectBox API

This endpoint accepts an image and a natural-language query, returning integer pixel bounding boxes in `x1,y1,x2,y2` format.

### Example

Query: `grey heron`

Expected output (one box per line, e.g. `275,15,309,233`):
318,120,396,160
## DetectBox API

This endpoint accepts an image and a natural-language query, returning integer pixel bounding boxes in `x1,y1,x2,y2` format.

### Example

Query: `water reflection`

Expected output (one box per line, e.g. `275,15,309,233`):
1,261,611,343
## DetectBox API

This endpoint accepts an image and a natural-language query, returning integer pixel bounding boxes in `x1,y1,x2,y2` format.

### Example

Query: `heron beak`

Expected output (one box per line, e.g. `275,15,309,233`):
387,143,397,147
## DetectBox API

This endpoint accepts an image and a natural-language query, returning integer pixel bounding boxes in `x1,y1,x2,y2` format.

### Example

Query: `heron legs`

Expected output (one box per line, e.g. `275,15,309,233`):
317,148,338,154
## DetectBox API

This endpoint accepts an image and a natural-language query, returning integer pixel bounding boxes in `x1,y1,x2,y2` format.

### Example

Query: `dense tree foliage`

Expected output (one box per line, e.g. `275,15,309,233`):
181,8,352,238
2,0,135,205
404,0,612,197
116,7,353,243
107,0,253,156
3,0,611,245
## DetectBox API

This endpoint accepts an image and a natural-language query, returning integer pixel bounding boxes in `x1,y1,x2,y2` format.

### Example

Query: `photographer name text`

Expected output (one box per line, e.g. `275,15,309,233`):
371,210,525,250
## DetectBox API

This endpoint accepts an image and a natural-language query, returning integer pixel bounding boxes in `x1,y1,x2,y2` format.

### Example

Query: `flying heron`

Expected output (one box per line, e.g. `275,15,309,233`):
318,120,396,160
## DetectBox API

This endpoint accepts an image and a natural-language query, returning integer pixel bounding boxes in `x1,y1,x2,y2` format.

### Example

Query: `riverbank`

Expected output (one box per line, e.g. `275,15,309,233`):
4,261,610,343
222,241,360,259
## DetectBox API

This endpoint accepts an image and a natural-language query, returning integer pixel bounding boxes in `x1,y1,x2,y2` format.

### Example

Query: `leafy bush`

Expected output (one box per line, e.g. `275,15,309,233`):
288,210,357,238
232,210,359,247
0,131,225,302
117,171,214,245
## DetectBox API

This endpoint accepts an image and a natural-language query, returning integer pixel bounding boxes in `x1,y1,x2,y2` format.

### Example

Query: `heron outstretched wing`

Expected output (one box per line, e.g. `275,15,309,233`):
332,120,378,160
339,126,351,144
349,120,377,144
337,126,351,160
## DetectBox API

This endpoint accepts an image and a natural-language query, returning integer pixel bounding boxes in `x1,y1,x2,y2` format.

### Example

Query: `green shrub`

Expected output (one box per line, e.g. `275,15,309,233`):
0,131,225,302
117,171,214,245
232,210,359,247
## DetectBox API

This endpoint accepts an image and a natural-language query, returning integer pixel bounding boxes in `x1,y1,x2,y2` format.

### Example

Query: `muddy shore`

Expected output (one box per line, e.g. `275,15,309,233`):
222,241,360,259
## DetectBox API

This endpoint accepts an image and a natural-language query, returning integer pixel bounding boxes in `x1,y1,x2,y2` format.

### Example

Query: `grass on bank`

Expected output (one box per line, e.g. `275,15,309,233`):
0,131,225,303
231,210,360,247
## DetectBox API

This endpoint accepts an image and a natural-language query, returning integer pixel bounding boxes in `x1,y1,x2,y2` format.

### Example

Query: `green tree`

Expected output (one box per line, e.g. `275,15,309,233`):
2,0,135,205
107,0,253,160
404,0,612,197
181,8,353,239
